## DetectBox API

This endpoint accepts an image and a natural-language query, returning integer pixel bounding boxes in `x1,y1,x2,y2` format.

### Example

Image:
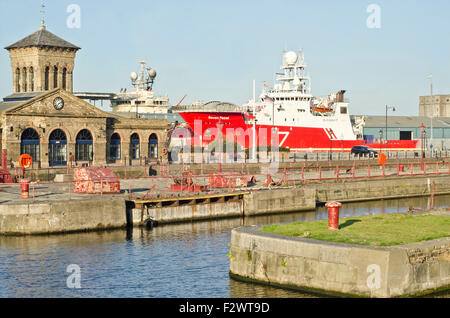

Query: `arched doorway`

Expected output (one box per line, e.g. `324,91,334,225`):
49,129,67,166
148,133,158,159
109,133,121,161
76,129,93,162
21,128,40,165
130,133,140,160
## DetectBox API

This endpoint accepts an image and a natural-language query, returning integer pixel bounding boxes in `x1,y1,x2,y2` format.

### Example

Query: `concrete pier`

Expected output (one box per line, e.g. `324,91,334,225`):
0,173,449,235
229,225,450,298
0,198,127,235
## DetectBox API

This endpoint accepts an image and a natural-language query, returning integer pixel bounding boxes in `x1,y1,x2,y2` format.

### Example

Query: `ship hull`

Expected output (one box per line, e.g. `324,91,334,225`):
177,112,419,152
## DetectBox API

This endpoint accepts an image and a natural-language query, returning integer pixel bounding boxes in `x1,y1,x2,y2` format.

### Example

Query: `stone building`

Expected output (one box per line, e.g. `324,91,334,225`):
5,25,79,94
419,95,450,117
0,26,169,168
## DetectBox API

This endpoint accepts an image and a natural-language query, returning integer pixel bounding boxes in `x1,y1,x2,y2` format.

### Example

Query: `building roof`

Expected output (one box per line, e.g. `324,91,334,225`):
3,92,45,102
352,115,450,128
0,101,23,113
4,26,80,51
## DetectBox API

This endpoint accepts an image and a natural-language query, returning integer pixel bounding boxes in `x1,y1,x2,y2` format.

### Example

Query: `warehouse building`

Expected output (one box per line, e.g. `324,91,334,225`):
352,115,450,151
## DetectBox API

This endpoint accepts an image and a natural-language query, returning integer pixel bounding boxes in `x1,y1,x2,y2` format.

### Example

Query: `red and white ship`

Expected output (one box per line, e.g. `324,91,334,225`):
176,50,418,152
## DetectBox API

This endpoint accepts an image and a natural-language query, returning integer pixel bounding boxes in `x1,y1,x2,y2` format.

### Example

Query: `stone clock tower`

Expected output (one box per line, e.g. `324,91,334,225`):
4,25,80,94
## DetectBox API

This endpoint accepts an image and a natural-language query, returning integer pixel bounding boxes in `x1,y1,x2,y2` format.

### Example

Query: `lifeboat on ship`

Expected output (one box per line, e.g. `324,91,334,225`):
311,104,333,113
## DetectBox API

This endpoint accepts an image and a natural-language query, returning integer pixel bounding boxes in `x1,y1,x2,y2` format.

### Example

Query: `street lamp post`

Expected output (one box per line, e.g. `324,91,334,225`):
427,75,433,152
217,120,223,173
379,130,383,154
420,123,425,171
385,105,396,154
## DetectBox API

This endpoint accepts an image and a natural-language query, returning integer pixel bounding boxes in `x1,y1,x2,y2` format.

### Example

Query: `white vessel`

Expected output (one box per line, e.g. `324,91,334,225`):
110,61,169,114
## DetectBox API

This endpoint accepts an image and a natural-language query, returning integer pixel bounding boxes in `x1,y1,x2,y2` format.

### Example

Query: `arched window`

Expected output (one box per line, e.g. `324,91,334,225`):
53,66,58,89
49,129,67,166
45,66,49,90
21,128,40,164
130,133,140,160
16,68,20,92
30,67,34,92
76,129,93,162
109,133,121,161
149,133,158,159
62,68,67,90
23,68,27,92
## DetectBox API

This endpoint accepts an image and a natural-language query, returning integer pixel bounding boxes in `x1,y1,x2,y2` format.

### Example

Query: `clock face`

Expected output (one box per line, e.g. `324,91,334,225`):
53,97,64,110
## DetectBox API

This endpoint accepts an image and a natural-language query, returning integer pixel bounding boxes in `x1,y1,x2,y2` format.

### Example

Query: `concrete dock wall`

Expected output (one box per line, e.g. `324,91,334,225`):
131,200,244,226
1,175,450,235
315,175,450,203
244,188,316,216
229,226,450,297
0,198,127,235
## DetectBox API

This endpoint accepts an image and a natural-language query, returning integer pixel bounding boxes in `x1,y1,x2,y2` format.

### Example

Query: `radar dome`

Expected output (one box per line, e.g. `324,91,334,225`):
130,72,138,81
284,51,298,65
148,68,157,79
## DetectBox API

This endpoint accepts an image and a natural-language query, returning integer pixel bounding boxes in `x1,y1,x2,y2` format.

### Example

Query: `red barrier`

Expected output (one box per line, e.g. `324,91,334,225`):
74,168,120,194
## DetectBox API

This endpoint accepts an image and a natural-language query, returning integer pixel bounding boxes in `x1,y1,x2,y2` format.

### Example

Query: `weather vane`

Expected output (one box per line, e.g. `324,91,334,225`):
40,0,46,28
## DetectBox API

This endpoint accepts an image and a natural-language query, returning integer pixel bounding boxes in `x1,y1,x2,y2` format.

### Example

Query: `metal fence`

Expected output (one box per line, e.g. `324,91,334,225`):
1,159,450,203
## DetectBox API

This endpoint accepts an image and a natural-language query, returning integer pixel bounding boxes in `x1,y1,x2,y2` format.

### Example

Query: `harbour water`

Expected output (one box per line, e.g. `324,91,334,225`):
0,195,449,298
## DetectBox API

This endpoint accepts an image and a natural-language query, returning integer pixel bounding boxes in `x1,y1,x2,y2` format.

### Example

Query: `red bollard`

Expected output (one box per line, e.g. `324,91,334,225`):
20,178,30,199
325,201,342,231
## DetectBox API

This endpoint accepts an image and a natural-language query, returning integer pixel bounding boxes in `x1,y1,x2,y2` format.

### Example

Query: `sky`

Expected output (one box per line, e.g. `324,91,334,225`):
0,0,449,116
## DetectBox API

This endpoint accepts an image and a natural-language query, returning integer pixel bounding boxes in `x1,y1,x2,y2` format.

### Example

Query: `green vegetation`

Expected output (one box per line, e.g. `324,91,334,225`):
260,213,450,247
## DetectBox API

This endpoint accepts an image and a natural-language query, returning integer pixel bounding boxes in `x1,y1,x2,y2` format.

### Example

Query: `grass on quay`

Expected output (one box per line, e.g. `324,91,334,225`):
260,213,450,246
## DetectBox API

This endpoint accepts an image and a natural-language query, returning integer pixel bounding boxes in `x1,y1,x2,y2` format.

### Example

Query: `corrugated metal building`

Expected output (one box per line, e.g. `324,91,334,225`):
352,115,450,150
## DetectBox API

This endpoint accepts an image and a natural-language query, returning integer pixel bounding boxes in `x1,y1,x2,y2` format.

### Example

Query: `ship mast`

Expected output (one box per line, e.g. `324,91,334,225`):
131,61,157,92
275,50,311,94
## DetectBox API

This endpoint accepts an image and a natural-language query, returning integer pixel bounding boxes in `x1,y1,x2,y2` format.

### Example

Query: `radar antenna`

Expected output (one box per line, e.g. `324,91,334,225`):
131,61,157,91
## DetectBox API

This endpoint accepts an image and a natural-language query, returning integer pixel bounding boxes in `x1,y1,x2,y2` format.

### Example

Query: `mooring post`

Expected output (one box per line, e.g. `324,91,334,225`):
325,201,342,231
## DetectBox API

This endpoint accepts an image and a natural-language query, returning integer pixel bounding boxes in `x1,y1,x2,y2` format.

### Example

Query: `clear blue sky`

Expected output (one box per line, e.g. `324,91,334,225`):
1,0,449,116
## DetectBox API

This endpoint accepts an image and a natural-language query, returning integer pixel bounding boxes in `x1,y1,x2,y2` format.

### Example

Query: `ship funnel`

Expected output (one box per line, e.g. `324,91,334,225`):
336,90,346,102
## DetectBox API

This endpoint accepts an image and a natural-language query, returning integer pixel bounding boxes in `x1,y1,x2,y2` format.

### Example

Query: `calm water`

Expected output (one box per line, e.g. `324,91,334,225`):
0,195,449,298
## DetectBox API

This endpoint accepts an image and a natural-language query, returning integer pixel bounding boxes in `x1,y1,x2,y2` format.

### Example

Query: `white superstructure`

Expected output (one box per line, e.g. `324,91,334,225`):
111,61,169,114
242,50,358,141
